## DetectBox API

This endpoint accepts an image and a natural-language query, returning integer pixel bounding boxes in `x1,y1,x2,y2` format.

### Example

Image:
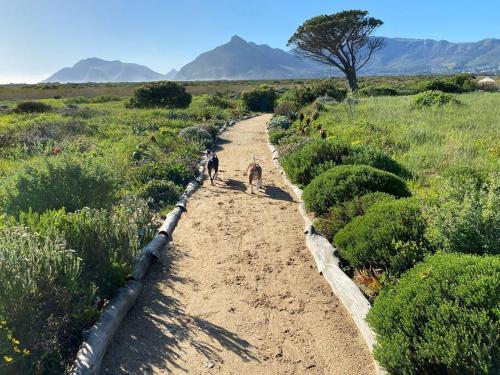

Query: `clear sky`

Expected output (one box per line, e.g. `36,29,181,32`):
1,0,499,83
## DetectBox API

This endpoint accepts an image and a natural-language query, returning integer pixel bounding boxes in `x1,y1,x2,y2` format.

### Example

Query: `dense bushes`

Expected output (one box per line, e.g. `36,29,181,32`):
282,139,407,186
316,192,395,242
0,156,117,216
128,81,192,109
419,73,476,93
367,253,500,374
358,85,399,97
0,226,82,373
425,173,499,255
334,198,430,275
274,101,299,119
1,198,153,373
133,160,195,187
178,126,214,149
137,179,183,210
267,115,292,131
206,92,233,109
13,101,52,114
18,198,153,299
241,86,276,112
302,165,411,215
412,90,462,108
278,80,347,108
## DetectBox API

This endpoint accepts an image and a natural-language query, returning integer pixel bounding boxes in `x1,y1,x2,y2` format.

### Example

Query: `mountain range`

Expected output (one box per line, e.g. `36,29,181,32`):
43,36,500,83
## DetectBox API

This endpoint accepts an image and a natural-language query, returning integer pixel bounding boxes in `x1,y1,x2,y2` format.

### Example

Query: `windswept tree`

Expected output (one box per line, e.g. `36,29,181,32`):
288,10,384,91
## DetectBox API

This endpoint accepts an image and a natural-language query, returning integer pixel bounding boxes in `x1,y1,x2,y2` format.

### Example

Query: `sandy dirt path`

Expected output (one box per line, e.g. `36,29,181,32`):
103,115,375,375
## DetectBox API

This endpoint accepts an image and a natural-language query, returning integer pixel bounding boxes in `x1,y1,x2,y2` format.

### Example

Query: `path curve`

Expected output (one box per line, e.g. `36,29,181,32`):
103,115,375,374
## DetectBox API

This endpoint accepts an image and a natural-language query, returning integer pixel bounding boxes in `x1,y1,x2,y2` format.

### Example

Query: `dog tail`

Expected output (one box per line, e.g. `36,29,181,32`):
252,154,256,167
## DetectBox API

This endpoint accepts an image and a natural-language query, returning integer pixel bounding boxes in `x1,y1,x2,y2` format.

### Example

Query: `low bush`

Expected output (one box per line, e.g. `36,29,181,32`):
312,79,348,102
316,192,395,242
267,115,292,131
0,226,82,374
358,85,399,97
241,86,276,112
278,86,316,107
133,160,196,186
425,173,499,255
13,101,52,114
412,90,462,109
315,95,338,105
334,198,430,275
0,156,117,216
178,126,213,149
282,139,407,186
137,179,183,210
128,81,192,109
19,197,153,299
59,104,97,119
199,123,219,140
367,253,500,374
302,165,410,215
269,129,289,145
205,92,233,109
274,101,299,119
419,73,476,93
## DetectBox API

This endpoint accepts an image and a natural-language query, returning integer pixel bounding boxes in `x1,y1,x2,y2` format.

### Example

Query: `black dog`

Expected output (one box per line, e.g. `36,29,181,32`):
206,150,219,185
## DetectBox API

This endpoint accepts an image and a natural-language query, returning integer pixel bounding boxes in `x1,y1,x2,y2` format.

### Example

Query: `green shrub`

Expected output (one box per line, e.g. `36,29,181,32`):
316,192,395,242
137,179,183,210
241,86,276,112
412,90,462,109
367,253,500,374
269,129,289,145
0,156,117,216
358,86,399,97
19,198,153,299
302,165,410,215
199,123,219,140
205,92,233,109
279,86,316,106
334,198,430,275
311,79,348,102
133,160,196,186
282,139,407,186
274,101,299,119
315,95,338,105
425,173,499,255
178,126,213,149
0,226,82,373
419,73,476,93
13,101,52,114
267,115,292,131
128,81,192,109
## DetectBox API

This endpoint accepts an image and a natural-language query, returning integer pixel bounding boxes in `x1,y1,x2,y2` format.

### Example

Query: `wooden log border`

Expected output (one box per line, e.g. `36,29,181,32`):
266,126,386,375
71,118,239,375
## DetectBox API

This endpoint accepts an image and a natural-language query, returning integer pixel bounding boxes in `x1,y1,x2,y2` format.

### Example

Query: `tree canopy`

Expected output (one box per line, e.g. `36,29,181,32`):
288,10,384,91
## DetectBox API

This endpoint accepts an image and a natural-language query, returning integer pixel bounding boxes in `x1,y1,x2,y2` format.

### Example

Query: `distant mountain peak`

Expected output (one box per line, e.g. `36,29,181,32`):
230,35,246,43
43,58,173,83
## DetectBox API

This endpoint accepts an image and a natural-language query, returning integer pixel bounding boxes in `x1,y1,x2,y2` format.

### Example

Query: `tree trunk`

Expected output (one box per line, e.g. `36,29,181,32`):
346,69,358,91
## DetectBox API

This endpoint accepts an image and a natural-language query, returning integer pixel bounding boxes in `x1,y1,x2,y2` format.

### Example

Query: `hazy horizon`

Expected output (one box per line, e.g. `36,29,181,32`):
1,0,499,84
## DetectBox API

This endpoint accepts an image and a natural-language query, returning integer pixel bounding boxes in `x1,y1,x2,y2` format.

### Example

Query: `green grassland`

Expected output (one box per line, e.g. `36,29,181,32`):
302,92,500,195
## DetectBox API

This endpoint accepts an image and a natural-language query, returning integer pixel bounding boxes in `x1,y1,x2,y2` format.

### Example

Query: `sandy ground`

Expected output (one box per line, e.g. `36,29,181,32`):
103,115,375,375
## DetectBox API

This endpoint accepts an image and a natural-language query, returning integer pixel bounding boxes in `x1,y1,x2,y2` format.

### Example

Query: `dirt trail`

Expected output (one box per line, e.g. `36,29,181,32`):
103,115,375,375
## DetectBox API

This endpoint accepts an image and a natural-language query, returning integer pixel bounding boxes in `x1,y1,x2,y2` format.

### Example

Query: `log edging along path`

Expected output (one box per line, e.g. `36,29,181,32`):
265,126,386,375
70,118,243,375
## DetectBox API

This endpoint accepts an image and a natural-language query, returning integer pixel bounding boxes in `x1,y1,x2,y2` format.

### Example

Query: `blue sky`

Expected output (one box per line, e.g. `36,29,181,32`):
1,0,499,83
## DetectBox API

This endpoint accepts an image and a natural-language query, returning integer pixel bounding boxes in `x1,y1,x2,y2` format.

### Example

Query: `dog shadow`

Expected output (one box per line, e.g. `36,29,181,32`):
263,185,295,202
218,178,248,193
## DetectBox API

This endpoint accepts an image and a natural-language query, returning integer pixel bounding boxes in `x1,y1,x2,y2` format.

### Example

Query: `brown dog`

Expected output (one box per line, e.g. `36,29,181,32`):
245,155,262,194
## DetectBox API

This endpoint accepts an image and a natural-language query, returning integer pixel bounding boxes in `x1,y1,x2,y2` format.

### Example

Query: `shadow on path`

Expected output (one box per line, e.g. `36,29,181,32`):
107,244,257,374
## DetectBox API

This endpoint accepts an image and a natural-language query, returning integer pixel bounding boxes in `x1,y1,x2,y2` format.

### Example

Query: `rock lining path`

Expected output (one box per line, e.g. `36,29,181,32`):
103,115,375,374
